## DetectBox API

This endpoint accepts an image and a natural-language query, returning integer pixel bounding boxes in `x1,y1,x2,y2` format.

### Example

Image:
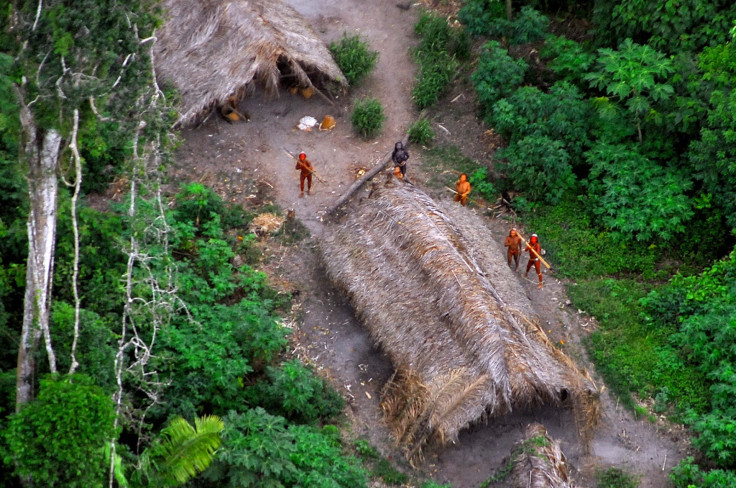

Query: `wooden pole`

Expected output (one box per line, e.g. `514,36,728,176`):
325,135,409,216
517,232,552,269
283,148,327,184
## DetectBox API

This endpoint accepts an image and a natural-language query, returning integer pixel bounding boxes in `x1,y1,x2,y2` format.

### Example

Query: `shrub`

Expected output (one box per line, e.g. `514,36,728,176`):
458,3,548,45
408,118,435,145
468,167,497,202
245,359,345,424
540,35,596,86
596,467,639,488
488,82,592,165
465,6,548,44
174,182,226,230
354,439,379,459
584,143,694,242
458,0,505,36
671,456,736,488
351,97,385,139
329,34,378,86
506,6,549,45
584,39,675,146
471,41,528,114
691,412,736,468
411,11,466,109
498,134,575,205
415,10,454,51
3,375,117,488
372,458,408,485
205,409,368,488
646,252,736,467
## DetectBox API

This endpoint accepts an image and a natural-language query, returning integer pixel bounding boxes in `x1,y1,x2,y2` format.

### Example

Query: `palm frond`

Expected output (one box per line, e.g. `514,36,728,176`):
143,414,224,486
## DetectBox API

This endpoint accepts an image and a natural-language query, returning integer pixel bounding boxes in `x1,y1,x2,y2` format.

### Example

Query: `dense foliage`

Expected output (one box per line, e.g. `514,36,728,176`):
458,1,736,484
203,410,365,488
1,0,362,481
411,11,468,109
3,376,117,487
466,5,736,251
1,177,365,486
643,252,736,467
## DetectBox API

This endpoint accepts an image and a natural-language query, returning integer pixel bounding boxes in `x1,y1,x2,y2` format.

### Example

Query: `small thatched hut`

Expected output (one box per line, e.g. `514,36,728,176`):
511,423,575,488
321,180,599,460
155,0,347,127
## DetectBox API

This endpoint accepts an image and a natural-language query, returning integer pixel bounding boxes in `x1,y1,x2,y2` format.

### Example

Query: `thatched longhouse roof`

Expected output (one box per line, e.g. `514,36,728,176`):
511,423,575,488
155,0,347,127
321,180,599,460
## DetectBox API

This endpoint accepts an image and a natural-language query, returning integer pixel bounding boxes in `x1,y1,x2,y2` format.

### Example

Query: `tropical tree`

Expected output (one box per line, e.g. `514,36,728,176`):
3,375,117,487
585,38,675,144
5,0,162,411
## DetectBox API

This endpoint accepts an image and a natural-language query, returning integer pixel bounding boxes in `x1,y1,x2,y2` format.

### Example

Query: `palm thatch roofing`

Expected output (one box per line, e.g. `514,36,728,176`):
155,0,347,127
511,423,575,488
321,179,599,461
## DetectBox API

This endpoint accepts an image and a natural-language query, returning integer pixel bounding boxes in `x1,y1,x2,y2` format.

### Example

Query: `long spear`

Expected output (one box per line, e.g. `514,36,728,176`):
517,231,552,270
445,186,486,208
283,148,327,184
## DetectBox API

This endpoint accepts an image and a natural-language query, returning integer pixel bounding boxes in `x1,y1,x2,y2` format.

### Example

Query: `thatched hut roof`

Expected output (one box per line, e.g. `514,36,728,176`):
321,180,599,460
511,423,575,488
155,0,347,127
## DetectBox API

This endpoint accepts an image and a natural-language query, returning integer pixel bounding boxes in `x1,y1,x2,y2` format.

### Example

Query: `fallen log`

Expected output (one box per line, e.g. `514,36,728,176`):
325,135,408,216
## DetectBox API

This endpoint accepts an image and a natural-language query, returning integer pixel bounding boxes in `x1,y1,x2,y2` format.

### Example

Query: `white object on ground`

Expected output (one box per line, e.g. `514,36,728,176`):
297,116,318,131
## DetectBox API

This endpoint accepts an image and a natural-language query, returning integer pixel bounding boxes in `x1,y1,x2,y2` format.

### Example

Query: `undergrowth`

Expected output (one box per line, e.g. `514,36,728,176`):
353,438,408,486
597,467,639,488
412,10,468,109
420,145,486,194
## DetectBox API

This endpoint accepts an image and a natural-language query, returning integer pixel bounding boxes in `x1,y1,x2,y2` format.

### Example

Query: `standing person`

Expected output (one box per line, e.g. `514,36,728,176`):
454,173,471,206
391,141,409,177
295,152,314,197
523,233,543,289
504,227,522,271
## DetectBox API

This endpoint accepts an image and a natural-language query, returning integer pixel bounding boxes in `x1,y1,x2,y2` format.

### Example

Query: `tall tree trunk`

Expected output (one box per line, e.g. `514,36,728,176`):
16,96,61,410
506,0,512,20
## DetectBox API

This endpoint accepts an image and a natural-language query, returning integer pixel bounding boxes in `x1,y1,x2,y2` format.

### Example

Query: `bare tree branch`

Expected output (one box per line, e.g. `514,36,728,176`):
109,32,184,486
31,0,43,32
66,109,83,375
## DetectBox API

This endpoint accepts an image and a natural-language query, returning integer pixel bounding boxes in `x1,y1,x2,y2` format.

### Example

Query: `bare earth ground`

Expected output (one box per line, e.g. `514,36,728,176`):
167,1,693,486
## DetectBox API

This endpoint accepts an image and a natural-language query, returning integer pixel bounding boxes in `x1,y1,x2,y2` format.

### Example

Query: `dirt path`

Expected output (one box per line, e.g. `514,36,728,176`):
170,1,691,486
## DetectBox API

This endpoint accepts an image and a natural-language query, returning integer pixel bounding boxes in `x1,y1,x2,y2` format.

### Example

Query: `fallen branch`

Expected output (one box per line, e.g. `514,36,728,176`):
325,135,408,216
